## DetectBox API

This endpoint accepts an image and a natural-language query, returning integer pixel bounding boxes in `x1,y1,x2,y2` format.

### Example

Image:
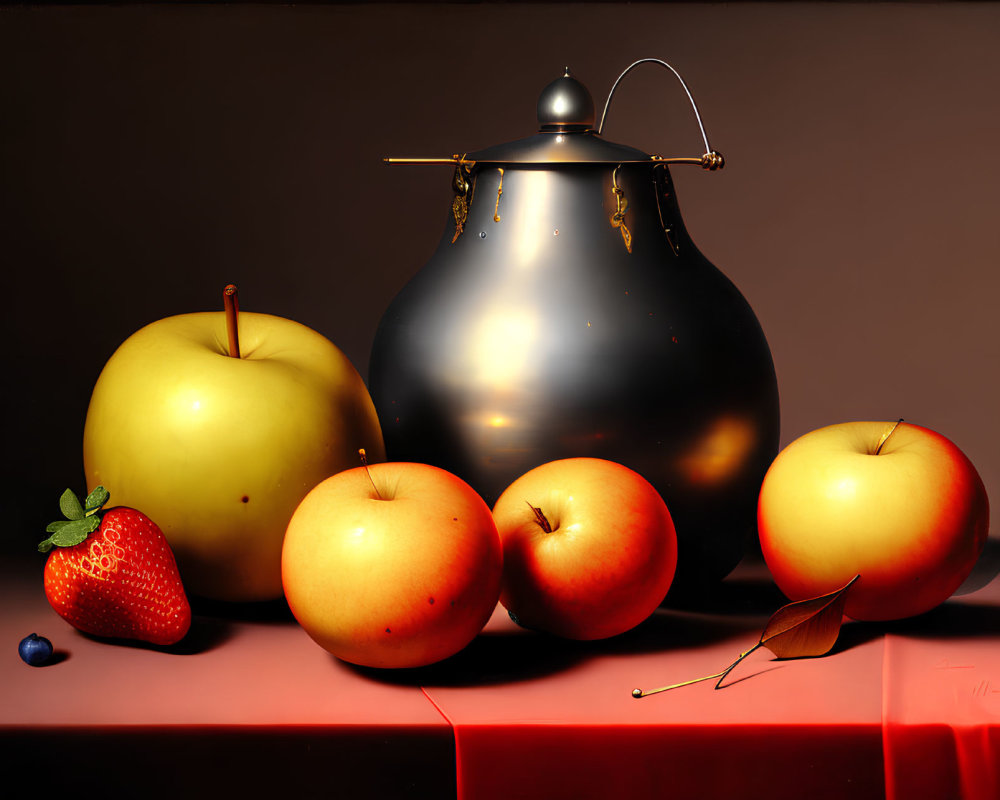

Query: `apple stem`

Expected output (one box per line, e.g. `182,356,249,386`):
359,449,383,500
526,502,552,533
874,418,904,456
223,284,241,359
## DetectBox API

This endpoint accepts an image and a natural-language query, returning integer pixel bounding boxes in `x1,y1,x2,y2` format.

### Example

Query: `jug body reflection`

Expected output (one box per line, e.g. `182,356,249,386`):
369,66,779,591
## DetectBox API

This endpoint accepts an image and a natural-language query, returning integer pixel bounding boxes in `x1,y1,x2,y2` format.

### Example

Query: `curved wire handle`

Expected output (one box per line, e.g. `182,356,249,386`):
597,58,724,170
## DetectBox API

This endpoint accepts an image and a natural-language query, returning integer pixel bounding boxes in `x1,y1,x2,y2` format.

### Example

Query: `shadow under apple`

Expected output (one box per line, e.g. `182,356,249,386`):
347,583,778,689
832,597,1000,657
343,623,586,688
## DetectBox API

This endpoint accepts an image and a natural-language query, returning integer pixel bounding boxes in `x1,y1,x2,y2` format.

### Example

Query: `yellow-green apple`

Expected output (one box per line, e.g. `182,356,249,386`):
758,421,989,621
83,299,385,602
281,458,503,668
492,457,677,640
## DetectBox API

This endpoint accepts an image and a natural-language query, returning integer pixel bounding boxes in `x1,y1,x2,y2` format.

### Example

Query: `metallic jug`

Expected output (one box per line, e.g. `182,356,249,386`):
369,60,780,591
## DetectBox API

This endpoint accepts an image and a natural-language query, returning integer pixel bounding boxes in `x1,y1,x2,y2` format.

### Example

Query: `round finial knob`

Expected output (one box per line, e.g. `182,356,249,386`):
537,67,595,132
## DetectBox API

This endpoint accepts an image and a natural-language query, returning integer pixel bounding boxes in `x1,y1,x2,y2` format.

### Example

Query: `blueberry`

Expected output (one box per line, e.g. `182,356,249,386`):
18,633,53,666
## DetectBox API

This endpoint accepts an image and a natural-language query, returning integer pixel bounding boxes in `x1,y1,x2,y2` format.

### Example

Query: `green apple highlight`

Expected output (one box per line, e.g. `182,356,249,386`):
83,310,385,602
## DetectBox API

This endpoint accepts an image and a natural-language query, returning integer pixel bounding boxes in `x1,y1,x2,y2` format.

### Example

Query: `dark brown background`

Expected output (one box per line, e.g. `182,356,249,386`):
2,2,997,555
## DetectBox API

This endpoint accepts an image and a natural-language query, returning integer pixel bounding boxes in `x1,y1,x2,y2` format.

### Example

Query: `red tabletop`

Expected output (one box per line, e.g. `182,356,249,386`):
0,557,454,798
3,551,998,799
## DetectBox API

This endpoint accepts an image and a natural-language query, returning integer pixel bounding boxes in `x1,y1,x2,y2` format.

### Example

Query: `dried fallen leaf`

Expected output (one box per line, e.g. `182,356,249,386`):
632,574,859,698
759,575,858,659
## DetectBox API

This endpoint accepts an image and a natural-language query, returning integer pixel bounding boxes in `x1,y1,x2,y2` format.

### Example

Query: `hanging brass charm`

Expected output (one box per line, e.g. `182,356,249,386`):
451,157,474,243
493,168,505,223
610,164,632,253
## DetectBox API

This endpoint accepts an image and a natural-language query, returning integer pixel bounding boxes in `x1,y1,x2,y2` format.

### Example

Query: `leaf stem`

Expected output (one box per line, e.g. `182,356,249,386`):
632,646,759,698
223,284,241,359
715,643,762,689
632,670,727,698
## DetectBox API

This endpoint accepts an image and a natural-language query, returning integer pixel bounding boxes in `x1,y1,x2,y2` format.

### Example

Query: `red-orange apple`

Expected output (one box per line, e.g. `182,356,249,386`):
758,421,989,621
281,460,503,668
492,458,677,640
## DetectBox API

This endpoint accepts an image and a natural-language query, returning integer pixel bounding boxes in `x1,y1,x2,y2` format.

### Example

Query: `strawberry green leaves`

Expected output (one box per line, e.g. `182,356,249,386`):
38,486,111,553
58,488,85,521
39,515,99,553
632,575,859,698
83,486,110,514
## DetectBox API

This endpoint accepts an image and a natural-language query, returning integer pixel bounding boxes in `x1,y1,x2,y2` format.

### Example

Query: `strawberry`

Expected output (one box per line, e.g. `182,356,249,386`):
39,486,191,646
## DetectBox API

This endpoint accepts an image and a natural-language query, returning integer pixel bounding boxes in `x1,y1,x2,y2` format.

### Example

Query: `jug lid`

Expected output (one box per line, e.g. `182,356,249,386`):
385,61,724,171
467,68,651,165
